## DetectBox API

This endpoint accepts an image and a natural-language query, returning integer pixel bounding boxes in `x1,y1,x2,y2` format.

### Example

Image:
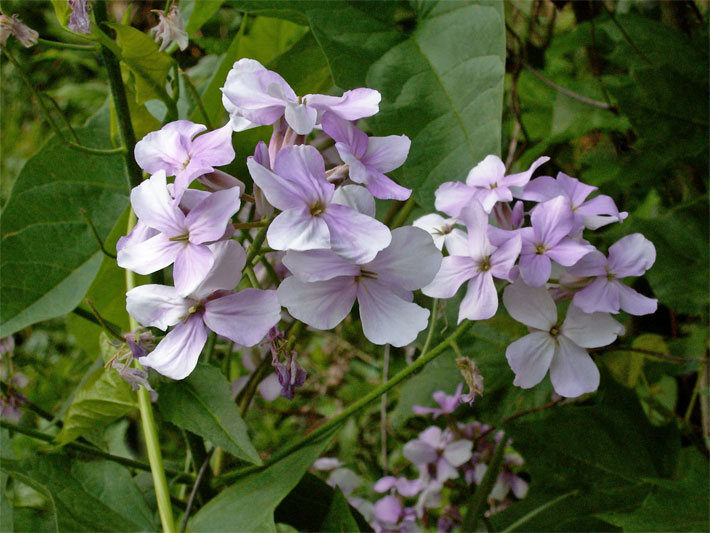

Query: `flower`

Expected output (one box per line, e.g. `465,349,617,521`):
503,280,625,397
435,155,549,216
0,12,38,47
568,233,657,315
247,144,391,263
222,58,381,135
150,5,188,51
134,121,235,202
277,226,441,347
126,241,281,380
67,0,91,34
403,426,473,483
412,213,468,254
423,200,521,322
412,384,464,419
321,113,411,201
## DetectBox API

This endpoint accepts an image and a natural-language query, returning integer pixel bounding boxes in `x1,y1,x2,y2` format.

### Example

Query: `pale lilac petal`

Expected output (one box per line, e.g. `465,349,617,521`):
184,188,240,244
361,170,412,201
575,193,619,217
422,256,477,299
125,284,190,330
418,426,443,448
562,305,625,348
608,234,656,278
403,440,437,465
174,244,214,297
267,207,331,251
443,440,473,467
331,184,376,217
116,220,158,253
204,289,281,346
198,169,245,194
395,479,423,498
510,476,529,499
489,233,522,281
374,477,397,493
284,101,318,135
173,162,213,203
434,181,477,217
567,250,607,277
131,171,185,235
465,155,506,188
277,276,357,330
366,227,441,290
272,145,333,205
459,200,494,260
572,277,620,314
412,214,451,251
373,496,402,524
474,188,505,213
549,337,600,397
282,250,360,282
502,281,557,330
357,280,429,347
446,229,470,256
189,122,235,167
503,156,550,188
554,172,595,207
458,273,498,322
519,175,560,202
134,123,201,174
617,283,658,316
192,240,246,299
362,135,411,173
142,314,208,380
258,373,282,402
531,196,574,246
222,93,260,132
582,213,628,230
117,233,181,275
321,112,368,158
519,253,552,287
312,458,344,471
321,204,391,263
505,332,555,389
306,88,381,120
247,157,305,210
546,237,592,267
179,189,212,212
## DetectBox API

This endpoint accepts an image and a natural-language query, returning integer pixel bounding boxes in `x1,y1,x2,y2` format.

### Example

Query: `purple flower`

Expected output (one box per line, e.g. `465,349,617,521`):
412,384,464,419
134,121,235,202
503,280,625,397
231,351,282,403
518,196,592,287
321,113,411,201
521,172,627,231
277,226,442,347
423,200,521,322
372,496,418,533
435,155,549,216
568,233,657,315
403,426,473,483
0,12,38,47
412,213,468,254
374,476,424,498
222,58,381,135
272,352,307,400
0,336,14,354
126,240,281,379
117,171,240,296
67,0,90,34
247,144,391,263
150,5,188,52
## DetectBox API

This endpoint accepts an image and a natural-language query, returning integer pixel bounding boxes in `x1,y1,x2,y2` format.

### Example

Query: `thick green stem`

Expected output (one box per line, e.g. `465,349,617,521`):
217,319,474,485
244,218,274,265
124,211,176,533
93,1,142,189
37,37,98,51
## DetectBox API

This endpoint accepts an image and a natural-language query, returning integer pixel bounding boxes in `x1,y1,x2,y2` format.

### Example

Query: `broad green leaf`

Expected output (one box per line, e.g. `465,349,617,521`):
366,1,506,207
0,455,150,532
268,31,333,95
321,487,361,533
0,109,129,338
190,427,339,532
0,472,12,533
54,333,137,446
183,0,228,35
157,363,261,465
108,24,174,106
50,0,71,26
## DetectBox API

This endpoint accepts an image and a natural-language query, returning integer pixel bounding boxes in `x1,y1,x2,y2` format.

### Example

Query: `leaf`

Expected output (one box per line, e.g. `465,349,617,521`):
108,24,174,106
50,0,71,27
321,487,361,533
0,454,151,532
190,427,339,532
54,333,137,446
0,108,129,338
183,0,227,35
157,364,261,465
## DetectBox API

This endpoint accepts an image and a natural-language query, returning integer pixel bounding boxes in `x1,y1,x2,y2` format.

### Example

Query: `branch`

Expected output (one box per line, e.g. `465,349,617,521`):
593,346,710,363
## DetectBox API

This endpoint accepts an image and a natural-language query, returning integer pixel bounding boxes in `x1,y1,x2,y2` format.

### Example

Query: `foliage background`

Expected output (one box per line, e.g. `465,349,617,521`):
0,0,708,531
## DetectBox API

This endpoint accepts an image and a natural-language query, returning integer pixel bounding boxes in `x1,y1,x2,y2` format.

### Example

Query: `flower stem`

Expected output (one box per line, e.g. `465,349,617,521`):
37,37,98,50
124,211,176,533
390,196,416,229
420,298,439,357
216,319,474,485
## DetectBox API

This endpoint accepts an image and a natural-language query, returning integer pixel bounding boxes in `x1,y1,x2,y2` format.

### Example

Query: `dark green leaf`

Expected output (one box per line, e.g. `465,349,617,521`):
54,333,137,446
183,0,228,35
190,427,339,532
0,110,129,337
157,363,261,465
321,487,361,533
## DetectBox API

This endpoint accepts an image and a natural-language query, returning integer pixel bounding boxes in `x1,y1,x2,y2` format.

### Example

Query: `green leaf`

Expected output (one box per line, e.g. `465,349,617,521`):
157,364,261,465
0,109,129,338
183,0,227,35
54,333,137,446
321,487,361,533
50,0,71,27
108,24,174,106
190,427,339,532
0,455,151,532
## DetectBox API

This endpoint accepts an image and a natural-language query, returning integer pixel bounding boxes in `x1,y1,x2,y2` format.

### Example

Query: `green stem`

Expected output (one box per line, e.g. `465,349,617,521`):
42,92,79,142
217,319,474,485
461,433,508,531
684,370,703,421
501,490,579,532
0,419,193,483
238,351,273,416
180,68,213,129
244,265,262,289
390,197,416,229
124,211,176,533
37,37,98,51
259,256,280,287
93,1,142,189
420,299,438,357
244,218,274,265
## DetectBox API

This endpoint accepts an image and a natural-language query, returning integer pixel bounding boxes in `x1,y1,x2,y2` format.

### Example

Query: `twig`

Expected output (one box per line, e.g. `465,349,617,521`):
180,448,215,533
522,62,616,110
380,344,390,474
80,208,117,259
601,3,654,66
0,381,57,425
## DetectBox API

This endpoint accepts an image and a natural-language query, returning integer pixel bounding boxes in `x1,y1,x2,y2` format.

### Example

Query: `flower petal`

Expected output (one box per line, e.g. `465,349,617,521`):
403,440,438,465
443,440,473,467
173,243,214,297
267,207,331,252
550,337,600,397
131,171,185,235
321,204,391,263
505,332,555,389
117,233,181,275
282,249,360,282
502,281,557,330
189,122,235,165
321,112,368,158
503,156,550,188
284,101,318,135
361,169,412,201
192,240,246,299
277,276,357,330
134,122,201,174
572,277,620,314
126,284,190,330
422,256,477,299
465,155,505,188
562,305,625,348
518,253,552,287
362,135,411,173
531,196,574,247
141,314,207,380
306,88,381,120
459,200,494,260
434,181,476,217
547,237,592,267
185,188,241,244
617,282,658,316
608,233,656,278
204,289,281,346
458,273,498,322
331,184,376,217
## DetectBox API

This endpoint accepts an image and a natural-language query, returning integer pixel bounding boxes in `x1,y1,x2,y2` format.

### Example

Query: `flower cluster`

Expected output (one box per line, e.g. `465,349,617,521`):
416,155,657,397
